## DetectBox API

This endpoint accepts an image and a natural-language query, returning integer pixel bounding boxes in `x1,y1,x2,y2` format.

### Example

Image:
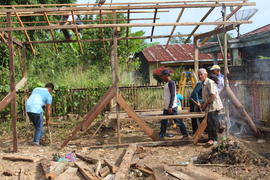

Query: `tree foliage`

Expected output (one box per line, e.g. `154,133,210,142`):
169,32,191,44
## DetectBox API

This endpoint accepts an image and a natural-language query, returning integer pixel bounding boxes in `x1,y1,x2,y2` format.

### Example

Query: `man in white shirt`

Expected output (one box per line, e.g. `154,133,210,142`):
199,68,223,145
159,69,188,139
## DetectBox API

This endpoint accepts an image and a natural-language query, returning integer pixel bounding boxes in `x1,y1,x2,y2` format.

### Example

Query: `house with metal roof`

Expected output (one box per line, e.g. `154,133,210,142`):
200,24,270,80
136,44,223,84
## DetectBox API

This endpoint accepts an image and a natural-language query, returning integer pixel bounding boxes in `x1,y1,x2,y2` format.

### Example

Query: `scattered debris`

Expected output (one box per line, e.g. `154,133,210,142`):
196,139,270,166
2,155,39,162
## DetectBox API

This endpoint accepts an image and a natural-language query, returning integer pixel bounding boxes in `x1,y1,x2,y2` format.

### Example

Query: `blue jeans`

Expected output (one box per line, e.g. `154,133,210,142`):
160,107,188,136
27,112,43,143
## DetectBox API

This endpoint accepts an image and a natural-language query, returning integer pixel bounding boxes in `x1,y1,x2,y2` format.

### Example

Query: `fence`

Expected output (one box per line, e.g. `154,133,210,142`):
0,81,269,123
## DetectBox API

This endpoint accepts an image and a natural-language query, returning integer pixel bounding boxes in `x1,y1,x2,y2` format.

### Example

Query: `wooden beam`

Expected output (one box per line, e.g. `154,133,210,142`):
42,10,57,51
0,2,256,13
0,18,161,25
193,113,208,144
223,5,229,86
60,86,117,148
0,91,16,112
185,7,215,43
15,77,27,91
0,10,170,18
126,7,130,47
74,162,98,180
24,34,192,44
0,1,248,8
165,7,185,48
194,24,234,40
117,93,158,141
13,11,35,54
199,5,242,42
7,12,18,152
150,5,158,42
0,21,252,32
114,144,137,180
194,39,199,74
123,112,205,121
71,10,84,54
2,32,23,47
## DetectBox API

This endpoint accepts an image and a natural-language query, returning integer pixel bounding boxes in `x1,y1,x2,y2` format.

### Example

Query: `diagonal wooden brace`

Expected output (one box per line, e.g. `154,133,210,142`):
116,93,158,141
60,86,117,148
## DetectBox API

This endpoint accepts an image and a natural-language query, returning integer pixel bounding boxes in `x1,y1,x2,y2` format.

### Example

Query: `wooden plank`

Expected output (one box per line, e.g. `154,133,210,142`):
126,8,130,46
0,1,248,8
55,167,78,180
193,112,208,144
60,86,117,148
24,34,192,44
194,39,199,74
117,93,158,141
40,160,68,179
2,155,39,162
71,10,84,54
42,9,57,51
0,20,252,32
185,6,215,43
13,11,35,54
88,139,191,150
0,91,16,112
123,112,205,121
165,7,185,48
7,12,18,152
152,166,177,180
75,162,99,180
0,18,161,25
150,6,158,42
0,2,256,13
15,77,27,91
75,153,98,164
114,144,137,180
164,165,195,180
194,24,234,40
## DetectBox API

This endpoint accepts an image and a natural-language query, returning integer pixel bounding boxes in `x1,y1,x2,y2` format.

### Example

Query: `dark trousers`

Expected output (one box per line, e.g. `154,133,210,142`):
61,21,83,39
160,107,188,136
207,111,220,141
190,101,203,134
27,112,44,143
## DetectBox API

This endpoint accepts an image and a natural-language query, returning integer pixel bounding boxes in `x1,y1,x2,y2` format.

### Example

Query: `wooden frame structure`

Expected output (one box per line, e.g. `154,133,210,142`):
0,0,257,151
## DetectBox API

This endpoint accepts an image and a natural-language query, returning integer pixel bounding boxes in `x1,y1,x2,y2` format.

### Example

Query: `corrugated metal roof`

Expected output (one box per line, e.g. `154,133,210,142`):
142,44,221,63
240,24,270,38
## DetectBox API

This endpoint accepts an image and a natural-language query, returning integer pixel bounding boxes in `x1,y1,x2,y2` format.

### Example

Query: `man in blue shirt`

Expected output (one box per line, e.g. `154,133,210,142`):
26,83,54,145
190,81,203,134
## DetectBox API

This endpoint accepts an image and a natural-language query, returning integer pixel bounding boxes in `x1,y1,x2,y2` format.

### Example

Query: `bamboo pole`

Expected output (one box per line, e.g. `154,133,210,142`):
194,39,199,74
0,21,252,32
23,34,193,44
7,12,18,152
165,7,185,48
0,2,255,13
185,6,215,43
0,1,247,8
150,4,158,42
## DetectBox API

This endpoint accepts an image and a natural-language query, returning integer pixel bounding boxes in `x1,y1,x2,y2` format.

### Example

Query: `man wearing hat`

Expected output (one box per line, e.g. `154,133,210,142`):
210,65,224,93
159,69,188,139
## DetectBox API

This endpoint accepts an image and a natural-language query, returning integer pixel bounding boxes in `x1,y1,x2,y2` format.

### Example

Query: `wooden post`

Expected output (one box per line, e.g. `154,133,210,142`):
223,5,229,87
111,10,121,144
7,12,18,152
194,38,199,74
22,46,29,124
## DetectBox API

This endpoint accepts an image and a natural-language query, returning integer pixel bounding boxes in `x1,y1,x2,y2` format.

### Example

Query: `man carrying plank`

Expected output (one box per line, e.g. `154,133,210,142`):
26,83,54,145
159,69,188,139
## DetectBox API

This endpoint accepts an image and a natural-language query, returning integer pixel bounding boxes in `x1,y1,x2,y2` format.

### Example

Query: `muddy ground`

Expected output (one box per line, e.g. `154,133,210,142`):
0,114,269,180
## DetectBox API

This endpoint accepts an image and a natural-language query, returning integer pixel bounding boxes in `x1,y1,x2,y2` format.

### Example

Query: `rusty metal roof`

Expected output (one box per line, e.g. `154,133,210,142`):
142,44,222,63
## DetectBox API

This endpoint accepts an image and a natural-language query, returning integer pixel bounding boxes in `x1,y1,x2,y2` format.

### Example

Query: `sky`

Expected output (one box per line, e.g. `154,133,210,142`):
76,0,267,44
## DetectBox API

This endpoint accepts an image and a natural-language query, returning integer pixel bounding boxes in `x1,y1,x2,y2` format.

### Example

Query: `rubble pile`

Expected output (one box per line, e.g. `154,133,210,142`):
196,139,270,167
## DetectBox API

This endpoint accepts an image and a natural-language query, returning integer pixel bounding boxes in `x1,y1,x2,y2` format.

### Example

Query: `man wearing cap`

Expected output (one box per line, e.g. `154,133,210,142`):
210,65,224,93
159,69,188,139
198,68,223,145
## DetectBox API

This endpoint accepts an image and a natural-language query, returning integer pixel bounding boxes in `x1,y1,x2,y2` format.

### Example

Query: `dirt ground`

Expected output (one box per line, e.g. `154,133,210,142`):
0,114,269,180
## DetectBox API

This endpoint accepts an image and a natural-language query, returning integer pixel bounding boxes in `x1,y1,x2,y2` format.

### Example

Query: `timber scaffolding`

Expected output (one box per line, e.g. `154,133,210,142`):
0,0,260,152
